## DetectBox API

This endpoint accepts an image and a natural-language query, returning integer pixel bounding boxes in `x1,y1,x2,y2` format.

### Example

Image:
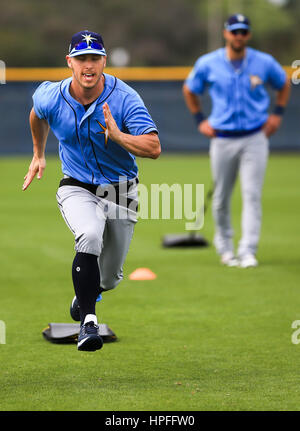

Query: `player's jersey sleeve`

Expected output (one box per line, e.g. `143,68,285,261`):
32,81,52,120
266,56,287,90
122,91,158,136
185,57,208,95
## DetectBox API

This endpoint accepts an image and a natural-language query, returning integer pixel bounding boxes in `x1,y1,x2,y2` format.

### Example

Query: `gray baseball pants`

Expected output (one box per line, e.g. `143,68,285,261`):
209,131,269,257
56,181,138,291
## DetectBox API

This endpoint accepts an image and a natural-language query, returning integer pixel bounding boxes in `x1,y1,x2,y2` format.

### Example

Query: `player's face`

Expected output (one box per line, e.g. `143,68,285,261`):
223,29,251,53
66,54,106,89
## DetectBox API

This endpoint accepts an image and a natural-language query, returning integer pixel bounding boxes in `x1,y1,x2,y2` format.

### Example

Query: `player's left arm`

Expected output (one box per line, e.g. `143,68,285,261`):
102,102,161,159
263,75,291,137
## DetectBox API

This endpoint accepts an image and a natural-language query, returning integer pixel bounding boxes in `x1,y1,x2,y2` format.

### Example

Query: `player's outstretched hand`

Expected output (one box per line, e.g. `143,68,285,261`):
22,155,46,191
103,102,122,143
198,119,216,138
262,114,282,137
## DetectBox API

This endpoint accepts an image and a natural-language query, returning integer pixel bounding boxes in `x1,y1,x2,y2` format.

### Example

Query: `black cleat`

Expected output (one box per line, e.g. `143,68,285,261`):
77,321,103,351
70,296,80,322
70,293,103,322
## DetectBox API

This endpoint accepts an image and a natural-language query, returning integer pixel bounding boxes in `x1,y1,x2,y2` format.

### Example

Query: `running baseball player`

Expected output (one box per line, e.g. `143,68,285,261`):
23,30,160,351
183,14,290,268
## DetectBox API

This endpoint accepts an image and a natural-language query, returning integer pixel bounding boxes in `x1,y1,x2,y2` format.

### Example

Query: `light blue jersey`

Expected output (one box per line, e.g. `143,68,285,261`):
33,74,158,184
185,47,287,131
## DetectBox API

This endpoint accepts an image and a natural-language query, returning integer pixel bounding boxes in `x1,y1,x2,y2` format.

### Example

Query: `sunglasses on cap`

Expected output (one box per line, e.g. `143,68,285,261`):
72,41,105,52
231,29,249,36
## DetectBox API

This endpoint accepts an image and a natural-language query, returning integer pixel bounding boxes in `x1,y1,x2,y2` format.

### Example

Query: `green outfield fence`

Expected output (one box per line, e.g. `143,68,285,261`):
1,67,299,154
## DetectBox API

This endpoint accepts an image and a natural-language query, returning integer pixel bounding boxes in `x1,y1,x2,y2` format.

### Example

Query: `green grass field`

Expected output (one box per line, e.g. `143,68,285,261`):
0,153,299,411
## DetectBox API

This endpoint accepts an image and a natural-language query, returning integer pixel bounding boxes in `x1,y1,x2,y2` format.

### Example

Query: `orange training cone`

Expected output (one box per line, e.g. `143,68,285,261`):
129,268,157,280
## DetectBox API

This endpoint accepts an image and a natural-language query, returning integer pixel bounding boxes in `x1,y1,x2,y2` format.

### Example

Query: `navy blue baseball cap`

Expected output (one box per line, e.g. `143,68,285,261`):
68,30,107,57
224,14,251,32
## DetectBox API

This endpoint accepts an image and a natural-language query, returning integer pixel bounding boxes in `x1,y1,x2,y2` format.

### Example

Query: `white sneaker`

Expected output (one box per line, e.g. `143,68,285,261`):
221,251,239,267
239,254,258,268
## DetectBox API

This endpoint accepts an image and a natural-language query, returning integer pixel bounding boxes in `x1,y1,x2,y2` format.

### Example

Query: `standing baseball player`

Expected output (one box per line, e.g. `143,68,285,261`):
23,30,160,351
183,14,290,268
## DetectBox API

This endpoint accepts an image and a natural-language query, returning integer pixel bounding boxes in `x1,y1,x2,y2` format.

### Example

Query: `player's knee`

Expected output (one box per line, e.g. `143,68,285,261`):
243,189,261,205
75,227,102,256
212,197,229,212
101,272,123,291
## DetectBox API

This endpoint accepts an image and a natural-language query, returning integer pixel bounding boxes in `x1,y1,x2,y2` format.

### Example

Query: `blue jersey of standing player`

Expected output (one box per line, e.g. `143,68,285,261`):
185,47,287,131
32,74,158,184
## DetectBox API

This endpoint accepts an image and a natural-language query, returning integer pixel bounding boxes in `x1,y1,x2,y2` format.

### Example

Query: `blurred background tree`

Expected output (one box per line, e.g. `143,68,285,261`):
0,0,298,67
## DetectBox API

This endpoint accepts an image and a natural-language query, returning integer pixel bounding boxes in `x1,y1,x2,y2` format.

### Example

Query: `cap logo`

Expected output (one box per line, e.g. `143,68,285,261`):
82,34,97,47
237,14,245,22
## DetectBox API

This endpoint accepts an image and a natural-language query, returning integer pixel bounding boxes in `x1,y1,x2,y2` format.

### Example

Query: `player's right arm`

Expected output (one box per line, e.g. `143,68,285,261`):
182,84,216,138
22,108,49,191
183,57,216,138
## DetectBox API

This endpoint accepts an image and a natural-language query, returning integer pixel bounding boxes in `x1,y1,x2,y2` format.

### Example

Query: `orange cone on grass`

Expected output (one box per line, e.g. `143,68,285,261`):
129,268,157,280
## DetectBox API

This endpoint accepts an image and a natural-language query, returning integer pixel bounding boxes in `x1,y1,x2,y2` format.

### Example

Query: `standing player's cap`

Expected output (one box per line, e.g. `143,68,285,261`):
68,30,107,57
224,14,251,32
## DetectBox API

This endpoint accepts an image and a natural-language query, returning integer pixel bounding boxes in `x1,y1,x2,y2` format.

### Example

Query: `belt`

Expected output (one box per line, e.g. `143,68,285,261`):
215,125,262,138
59,176,139,210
